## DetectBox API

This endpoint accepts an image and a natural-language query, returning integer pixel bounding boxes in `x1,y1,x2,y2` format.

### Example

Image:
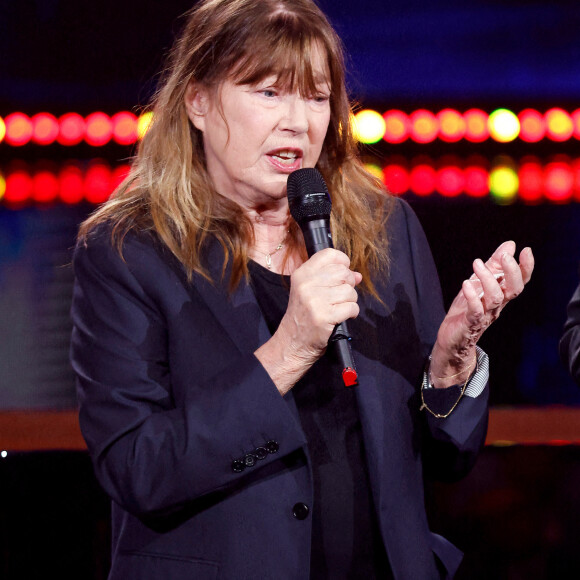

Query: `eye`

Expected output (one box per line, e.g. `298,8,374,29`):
313,93,330,103
260,88,278,98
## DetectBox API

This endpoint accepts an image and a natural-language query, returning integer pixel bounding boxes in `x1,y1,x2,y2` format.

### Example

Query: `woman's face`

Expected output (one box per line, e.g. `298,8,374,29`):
186,46,331,212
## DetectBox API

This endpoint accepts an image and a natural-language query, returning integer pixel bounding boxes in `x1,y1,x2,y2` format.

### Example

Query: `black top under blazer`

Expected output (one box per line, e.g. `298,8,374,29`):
70,197,489,580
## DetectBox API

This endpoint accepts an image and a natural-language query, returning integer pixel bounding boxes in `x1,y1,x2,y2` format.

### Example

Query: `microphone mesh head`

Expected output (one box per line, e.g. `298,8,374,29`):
287,168,332,223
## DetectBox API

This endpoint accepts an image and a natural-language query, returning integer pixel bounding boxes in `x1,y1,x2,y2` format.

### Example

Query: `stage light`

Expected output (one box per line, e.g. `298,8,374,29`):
0,117,6,143
58,113,85,146
518,109,545,143
463,109,489,143
112,112,138,145
5,113,33,146
31,113,59,145
59,164,84,204
5,170,32,204
409,110,438,143
32,171,59,203
85,162,112,203
464,166,489,197
383,161,409,195
437,109,465,143
436,166,464,197
544,160,573,202
409,163,436,196
138,112,154,139
518,157,543,204
85,112,113,146
545,108,574,142
489,164,518,204
0,174,5,200
353,109,386,144
489,109,520,143
382,110,410,144
111,164,131,190
572,109,580,140
363,163,385,183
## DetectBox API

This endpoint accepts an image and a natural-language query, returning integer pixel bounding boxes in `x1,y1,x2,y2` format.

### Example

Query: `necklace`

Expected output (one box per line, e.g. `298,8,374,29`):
257,231,289,270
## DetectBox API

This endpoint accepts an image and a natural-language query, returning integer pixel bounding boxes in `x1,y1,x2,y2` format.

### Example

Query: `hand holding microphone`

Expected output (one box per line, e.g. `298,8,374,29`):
287,168,359,387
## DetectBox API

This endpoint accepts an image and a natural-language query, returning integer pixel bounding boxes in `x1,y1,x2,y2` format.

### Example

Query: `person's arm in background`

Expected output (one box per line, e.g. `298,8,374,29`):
560,281,580,386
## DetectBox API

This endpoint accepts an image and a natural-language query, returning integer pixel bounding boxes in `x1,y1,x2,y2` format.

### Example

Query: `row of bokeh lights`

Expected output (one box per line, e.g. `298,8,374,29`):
0,112,152,147
1,108,580,146
353,108,580,144
1,156,578,206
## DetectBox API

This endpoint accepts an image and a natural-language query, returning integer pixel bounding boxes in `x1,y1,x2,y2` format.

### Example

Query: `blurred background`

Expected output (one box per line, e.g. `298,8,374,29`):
1,0,580,578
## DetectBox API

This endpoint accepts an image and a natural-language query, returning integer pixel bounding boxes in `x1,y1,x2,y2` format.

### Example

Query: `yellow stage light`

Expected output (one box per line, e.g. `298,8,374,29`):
353,110,386,144
488,109,520,143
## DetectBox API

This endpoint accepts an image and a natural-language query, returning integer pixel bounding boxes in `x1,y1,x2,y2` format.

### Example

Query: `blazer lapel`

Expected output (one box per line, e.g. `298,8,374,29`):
190,239,272,356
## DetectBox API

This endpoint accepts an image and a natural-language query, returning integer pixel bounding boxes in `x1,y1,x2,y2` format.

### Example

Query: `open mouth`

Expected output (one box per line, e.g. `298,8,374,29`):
268,149,303,166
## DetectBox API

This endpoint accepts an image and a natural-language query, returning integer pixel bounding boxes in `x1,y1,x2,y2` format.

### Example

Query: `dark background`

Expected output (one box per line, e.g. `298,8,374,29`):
1,1,580,578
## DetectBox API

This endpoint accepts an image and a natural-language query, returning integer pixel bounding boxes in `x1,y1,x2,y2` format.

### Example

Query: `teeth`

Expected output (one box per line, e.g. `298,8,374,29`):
274,150,297,160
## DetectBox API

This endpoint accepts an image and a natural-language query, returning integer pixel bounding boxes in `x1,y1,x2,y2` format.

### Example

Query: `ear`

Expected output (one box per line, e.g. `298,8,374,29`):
184,82,209,132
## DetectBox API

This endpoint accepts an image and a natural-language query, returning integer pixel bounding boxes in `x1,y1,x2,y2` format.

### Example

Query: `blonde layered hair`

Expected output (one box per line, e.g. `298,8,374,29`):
79,0,391,294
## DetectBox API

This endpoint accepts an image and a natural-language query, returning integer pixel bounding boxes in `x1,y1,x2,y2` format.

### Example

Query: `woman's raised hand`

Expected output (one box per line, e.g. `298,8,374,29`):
430,241,534,388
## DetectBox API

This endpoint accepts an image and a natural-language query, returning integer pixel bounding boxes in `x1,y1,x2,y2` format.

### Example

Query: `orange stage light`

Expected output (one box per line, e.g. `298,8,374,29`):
112,112,139,145
409,110,438,143
31,113,59,145
5,113,33,146
545,108,574,142
437,109,465,143
518,109,545,143
85,113,113,147
382,110,410,144
58,113,85,146
463,109,489,143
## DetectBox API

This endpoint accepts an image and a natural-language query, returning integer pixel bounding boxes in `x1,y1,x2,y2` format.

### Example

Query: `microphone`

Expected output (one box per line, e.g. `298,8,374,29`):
287,168,358,387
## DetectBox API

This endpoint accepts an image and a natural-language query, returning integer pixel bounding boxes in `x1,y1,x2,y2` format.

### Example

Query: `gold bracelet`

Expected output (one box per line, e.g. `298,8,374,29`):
420,356,477,419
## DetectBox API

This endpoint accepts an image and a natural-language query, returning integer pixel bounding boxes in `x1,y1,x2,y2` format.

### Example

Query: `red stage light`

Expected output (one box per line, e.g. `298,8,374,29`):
518,157,543,204
58,113,86,146
572,158,580,202
31,113,59,145
5,170,32,204
409,163,436,196
545,108,574,142
112,112,138,145
464,166,489,197
111,164,131,190
463,109,489,143
85,113,113,146
32,171,59,203
518,109,545,143
59,164,85,204
382,110,410,144
437,109,465,143
383,161,409,195
544,160,574,202
409,110,438,143
572,109,580,140
436,166,464,197
5,113,33,146
85,163,112,203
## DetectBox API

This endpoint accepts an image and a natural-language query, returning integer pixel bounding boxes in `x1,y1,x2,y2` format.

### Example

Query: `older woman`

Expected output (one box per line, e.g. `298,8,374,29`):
70,0,534,578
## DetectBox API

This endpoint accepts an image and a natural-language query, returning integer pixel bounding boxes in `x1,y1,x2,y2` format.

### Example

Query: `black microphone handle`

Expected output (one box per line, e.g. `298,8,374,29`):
301,218,358,386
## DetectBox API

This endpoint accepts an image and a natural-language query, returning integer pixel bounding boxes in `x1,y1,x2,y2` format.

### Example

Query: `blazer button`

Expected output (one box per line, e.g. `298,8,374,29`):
243,454,256,467
254,447,268,460
265,440,279,454
231,459,245,473
292,502,310,520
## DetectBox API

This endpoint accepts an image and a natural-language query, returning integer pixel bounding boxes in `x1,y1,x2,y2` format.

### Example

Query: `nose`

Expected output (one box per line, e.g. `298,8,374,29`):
279,94,309,134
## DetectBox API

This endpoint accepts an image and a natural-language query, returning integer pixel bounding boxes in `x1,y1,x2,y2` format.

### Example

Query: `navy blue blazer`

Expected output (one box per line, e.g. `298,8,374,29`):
71,198,489,580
